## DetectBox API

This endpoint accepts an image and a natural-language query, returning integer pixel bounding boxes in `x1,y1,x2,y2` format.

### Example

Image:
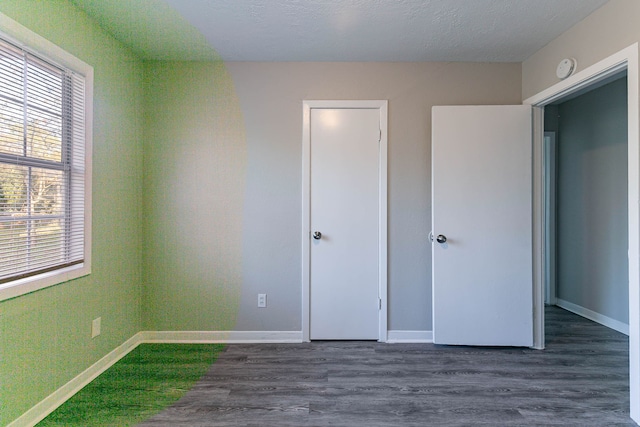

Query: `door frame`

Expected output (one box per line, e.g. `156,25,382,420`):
524,43,639,422
301,100,388,342
543,131,557,306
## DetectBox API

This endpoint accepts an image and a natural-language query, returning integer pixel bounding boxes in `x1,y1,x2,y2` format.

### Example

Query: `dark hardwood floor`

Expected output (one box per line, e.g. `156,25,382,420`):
138,307,634,426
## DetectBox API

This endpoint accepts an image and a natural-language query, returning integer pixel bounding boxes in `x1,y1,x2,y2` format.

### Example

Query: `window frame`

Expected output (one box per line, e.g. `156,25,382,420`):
0,13,92,302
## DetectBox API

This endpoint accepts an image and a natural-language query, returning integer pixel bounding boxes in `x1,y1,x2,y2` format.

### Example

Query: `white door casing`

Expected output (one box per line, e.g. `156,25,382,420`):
302,100,388,341
432,105,533,347
543,132,557,306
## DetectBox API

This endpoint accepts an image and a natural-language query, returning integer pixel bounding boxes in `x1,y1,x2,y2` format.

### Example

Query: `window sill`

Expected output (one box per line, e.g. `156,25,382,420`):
0,263,90,302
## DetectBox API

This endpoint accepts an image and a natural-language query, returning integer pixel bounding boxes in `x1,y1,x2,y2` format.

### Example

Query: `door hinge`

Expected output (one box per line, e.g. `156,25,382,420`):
378,298,382,310
378,129,382,143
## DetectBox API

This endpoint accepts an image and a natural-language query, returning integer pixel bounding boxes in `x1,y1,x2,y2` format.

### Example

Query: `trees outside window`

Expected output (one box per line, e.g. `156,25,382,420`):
0,37,88,287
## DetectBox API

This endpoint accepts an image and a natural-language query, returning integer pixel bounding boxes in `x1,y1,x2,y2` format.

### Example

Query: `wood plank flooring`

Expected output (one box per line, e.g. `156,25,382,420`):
138,307,634,426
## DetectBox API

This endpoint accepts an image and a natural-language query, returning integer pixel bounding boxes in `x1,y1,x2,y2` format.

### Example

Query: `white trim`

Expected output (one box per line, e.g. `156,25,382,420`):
7,333,142,427
0,12,93,303
302,102,311,342
627,44,640,427
378,101,389,342
524,42,640,423
387,330,433,343
301,100,388,343
543,131,557,306
531,106,545,350
556,299,629,336
0,263,89,302
524,47,631,106
140,330,303,344
6,330,306,426
0,12,90,72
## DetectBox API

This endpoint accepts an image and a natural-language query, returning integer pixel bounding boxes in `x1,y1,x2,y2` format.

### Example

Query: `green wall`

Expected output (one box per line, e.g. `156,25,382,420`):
0,1,144,424
142,61,245,331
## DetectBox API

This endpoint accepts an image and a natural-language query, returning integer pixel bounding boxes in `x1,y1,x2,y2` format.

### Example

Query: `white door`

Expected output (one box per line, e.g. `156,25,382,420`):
309,107,380,340
432,105,533,346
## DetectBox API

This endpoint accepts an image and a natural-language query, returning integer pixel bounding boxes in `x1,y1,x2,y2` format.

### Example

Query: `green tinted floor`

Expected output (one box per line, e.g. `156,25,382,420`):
37,344,224,427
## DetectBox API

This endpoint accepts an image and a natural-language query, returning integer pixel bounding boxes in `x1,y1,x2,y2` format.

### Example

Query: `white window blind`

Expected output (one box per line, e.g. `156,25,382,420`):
0,36,86,284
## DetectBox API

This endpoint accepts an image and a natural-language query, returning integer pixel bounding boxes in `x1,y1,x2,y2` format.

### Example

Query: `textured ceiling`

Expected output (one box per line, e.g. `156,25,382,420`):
73,0,610,62
70,0,219,60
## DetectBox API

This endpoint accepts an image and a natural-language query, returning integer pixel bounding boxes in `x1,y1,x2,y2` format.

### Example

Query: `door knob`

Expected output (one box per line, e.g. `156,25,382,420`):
436,234,447,244
313,231,322,240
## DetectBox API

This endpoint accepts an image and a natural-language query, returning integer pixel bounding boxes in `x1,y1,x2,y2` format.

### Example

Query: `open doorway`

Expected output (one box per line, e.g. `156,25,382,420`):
525,42,639,423
543,71,629,335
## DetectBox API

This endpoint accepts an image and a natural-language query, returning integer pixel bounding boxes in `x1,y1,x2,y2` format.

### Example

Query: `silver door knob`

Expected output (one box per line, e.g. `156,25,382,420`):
313,231,322,240
436,234,447,244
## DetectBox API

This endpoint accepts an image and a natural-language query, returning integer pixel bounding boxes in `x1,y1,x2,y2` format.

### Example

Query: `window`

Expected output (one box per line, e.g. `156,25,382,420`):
0,23,92,301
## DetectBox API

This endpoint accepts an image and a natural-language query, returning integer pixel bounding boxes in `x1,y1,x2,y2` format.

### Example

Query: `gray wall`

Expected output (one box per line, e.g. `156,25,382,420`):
522,0,639,99
226,62,522,332
142,61,522,334
556,77,628,323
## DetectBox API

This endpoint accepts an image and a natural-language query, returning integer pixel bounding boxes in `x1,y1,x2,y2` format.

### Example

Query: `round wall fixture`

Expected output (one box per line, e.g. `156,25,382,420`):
556,58,577,79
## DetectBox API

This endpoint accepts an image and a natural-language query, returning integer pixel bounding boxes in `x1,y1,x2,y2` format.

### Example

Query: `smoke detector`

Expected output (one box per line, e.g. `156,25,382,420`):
556,58,577,80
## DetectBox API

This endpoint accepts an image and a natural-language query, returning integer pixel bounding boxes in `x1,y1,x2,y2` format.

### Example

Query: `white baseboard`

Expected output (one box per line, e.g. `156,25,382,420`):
12,327,440,426
7,329,305,426
556,298,629,336
387,330,433,343
7,332,143,427
139,330,303,343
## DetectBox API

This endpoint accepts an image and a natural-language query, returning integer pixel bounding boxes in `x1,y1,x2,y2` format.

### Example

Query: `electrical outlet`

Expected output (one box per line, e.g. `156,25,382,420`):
258,293,267,308
91,317,101,338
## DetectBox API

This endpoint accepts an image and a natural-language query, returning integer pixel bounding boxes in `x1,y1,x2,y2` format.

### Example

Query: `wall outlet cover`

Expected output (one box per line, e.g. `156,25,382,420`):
92,317,101,338
258,294,267,308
